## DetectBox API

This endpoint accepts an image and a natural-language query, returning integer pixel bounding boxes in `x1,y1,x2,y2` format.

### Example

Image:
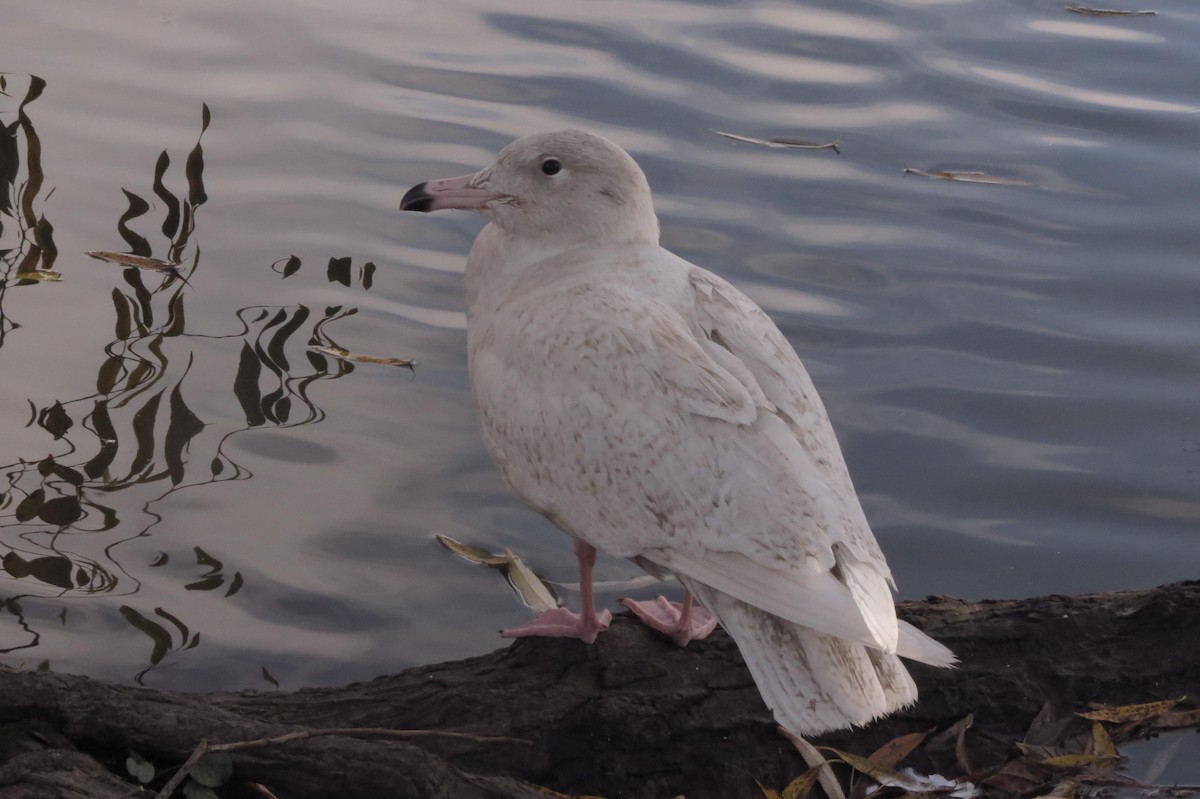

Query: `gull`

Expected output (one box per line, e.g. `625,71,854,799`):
400,129,954,745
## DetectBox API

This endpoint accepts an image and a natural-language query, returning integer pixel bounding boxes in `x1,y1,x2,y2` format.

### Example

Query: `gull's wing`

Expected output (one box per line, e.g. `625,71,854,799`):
631,265,901,652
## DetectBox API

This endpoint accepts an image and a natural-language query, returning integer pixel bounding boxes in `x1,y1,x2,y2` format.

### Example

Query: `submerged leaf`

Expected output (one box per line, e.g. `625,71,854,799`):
126,751,157,783
903,168,1031,186
182,782,220,799
309,345,415,369
191,752,233,787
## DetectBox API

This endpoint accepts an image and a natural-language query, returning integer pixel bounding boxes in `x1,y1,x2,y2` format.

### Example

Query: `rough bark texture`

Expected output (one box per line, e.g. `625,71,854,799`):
0,581,1197,799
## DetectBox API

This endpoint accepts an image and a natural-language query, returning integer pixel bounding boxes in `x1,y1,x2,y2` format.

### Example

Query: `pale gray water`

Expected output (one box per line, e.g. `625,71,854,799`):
1,0,1198,702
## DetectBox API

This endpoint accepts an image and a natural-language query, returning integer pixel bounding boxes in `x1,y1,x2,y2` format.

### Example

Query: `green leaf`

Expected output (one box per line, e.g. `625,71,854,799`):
190,752,233,787
126,751,156,783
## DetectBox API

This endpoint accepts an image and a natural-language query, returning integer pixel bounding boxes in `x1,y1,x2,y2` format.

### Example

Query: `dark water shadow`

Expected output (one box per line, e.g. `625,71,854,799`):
0,78,392,684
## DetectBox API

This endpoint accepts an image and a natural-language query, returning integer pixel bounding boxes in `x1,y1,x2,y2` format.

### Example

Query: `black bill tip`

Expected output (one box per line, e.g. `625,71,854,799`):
400,182,434,213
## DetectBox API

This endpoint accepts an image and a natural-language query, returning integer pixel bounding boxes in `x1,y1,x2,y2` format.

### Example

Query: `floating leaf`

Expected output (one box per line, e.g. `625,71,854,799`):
712,129,841,154
1079,697,1181,723
126,751,156,784
309,345,414,369
504,548,559,612
261,665,280,688
191,752,233,787
434,534,508,566
1065,5,1156,14
903,168,1031,186
13,270,61,281
362,261,376,289
436,536,560,611
86,250,180,271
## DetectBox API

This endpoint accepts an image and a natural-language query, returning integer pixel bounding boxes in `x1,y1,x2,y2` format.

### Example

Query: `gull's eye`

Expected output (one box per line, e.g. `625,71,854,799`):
541,157,562,176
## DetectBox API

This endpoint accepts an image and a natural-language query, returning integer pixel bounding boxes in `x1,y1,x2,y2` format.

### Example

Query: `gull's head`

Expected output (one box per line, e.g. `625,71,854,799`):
401,129,659,247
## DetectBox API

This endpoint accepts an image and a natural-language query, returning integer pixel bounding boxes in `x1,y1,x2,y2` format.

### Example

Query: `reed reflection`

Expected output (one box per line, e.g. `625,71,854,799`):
0,83,387,683
0,74,58,345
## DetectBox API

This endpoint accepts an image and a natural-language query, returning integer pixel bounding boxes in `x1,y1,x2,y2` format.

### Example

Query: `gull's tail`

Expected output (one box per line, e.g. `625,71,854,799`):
686,581,955,736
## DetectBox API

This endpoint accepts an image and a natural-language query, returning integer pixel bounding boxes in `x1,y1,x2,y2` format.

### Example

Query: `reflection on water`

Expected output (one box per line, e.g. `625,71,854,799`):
0,75,58,332
0,78,382,683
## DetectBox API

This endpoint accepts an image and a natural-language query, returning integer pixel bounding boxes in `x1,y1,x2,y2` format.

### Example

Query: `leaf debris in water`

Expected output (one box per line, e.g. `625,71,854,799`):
1066,5,1156,15
85,250,180,271
434,534,508,566
309,345,415,369
712,130,841,154
903,168,1031,186
13,271,62,282
434,535,559,611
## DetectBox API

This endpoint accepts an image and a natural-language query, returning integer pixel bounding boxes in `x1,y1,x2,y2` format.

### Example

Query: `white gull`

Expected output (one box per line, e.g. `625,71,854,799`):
400,129,955,739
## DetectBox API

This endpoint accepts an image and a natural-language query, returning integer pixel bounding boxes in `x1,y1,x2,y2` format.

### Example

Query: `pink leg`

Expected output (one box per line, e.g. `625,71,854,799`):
501,540,612,644
621,590,718,647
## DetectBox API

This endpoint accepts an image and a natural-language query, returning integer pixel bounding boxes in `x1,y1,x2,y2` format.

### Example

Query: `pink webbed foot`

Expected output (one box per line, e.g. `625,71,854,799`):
501,607,612,644
620,592,718,647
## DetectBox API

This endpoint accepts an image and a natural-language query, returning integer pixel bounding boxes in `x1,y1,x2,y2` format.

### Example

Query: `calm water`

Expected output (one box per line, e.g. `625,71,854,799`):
1,0,1198,694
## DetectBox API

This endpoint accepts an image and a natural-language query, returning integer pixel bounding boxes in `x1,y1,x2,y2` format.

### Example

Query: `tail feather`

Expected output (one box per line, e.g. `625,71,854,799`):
686,581,940,737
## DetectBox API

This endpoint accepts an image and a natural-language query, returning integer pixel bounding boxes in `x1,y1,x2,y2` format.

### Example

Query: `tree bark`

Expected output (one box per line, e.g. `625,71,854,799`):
1,581,1197,799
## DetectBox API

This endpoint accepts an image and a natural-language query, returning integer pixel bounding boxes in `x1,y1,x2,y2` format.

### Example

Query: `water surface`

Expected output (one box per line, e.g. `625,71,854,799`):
1,0,1198,692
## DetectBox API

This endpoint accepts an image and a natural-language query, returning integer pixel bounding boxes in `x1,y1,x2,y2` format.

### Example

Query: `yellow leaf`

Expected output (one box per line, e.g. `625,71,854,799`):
781,768,821,799
13,270,62,282
1090,721,1118,757
756,782,784,799
819,748,899,782
903,168,1031,186
433,534,508,566
1042,753,1104,768
868,730,929,770
1079,697,1182,723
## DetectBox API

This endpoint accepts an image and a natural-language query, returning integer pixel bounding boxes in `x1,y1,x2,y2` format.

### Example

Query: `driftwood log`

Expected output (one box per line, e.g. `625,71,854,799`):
0,581,1197,799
